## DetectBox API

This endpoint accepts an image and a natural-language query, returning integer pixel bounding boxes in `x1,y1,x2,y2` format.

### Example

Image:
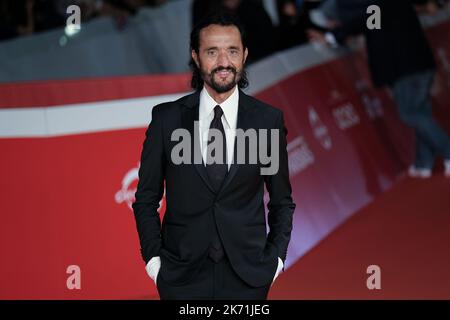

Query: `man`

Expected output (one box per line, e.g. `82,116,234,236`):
132,13,296,300
308,0,450,178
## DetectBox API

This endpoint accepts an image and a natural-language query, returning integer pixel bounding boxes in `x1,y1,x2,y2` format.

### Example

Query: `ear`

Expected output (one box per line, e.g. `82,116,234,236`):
191,50,200,68
243,47,248,64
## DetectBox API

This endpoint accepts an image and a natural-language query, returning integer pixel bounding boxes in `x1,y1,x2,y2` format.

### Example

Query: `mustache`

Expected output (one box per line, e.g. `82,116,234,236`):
212,66,237,74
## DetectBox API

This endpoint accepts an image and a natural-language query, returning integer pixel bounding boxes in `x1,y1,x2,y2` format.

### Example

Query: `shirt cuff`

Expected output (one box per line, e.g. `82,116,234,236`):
272,257,284,284
277,257,284,274
145,256,161,283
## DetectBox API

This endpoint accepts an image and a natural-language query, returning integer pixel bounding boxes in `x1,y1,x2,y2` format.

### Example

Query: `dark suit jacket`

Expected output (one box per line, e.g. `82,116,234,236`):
332,0,436,87
132,89,296,287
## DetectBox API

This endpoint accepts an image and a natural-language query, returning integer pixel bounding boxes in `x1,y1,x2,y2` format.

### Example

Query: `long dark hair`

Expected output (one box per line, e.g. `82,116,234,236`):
189,12,249,91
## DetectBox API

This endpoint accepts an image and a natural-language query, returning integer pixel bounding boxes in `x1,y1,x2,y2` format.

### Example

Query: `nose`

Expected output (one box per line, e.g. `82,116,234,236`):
217,50,231,67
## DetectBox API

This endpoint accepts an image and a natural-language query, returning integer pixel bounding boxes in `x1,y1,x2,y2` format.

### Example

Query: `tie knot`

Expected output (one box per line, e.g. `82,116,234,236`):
213,105,224,120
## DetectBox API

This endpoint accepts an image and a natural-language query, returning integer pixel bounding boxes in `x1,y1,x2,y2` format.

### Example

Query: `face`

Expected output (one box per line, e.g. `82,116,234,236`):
192,24,248,94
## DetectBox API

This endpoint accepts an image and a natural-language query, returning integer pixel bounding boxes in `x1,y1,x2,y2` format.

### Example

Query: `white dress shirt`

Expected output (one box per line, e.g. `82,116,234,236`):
198,85,239,170
146,86,284,286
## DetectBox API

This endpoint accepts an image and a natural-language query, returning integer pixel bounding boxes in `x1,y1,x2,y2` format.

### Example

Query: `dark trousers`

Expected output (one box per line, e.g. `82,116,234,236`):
392,69,450,168
156,255,272,300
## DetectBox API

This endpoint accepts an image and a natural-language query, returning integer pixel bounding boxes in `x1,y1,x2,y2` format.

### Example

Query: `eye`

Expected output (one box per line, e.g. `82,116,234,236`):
207,50,217,56
230,49,239,55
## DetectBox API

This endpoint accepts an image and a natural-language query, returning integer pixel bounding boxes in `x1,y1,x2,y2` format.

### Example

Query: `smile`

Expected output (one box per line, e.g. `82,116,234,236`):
215,70,233,78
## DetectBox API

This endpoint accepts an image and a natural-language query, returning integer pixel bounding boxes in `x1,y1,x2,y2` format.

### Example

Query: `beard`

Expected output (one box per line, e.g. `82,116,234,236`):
201,65,242,93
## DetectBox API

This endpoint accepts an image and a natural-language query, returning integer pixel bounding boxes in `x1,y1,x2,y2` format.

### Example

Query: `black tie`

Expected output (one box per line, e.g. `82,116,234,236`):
206,105,227,262
205,105,228,192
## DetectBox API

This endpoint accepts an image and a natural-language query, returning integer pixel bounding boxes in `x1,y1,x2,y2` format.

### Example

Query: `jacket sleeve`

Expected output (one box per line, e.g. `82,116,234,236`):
264,110,296,263
132,105,166,264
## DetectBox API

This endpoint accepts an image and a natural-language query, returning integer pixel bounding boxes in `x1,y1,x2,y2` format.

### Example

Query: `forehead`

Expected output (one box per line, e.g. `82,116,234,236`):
198,24,243,48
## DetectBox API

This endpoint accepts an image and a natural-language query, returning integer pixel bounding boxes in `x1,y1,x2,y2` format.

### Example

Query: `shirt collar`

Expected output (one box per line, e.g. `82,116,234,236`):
199,85,239,128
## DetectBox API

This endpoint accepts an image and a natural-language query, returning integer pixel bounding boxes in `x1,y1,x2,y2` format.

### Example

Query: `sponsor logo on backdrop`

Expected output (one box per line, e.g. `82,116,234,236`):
355,80,384,119
309,106,332,150
115,162,165,212
362,94,383,120
287,136,315,175
333,102,361,130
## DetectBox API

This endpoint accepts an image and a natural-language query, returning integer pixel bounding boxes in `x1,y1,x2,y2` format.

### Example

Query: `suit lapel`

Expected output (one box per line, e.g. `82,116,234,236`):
180,91,216,194
218,90,253,194
180,89,254,195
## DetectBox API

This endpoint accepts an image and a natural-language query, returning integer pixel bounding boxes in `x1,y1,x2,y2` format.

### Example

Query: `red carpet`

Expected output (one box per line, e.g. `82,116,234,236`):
270,174,450,299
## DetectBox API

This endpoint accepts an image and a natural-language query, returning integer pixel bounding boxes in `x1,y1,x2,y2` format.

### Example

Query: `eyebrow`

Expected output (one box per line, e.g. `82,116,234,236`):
204,46,241,51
